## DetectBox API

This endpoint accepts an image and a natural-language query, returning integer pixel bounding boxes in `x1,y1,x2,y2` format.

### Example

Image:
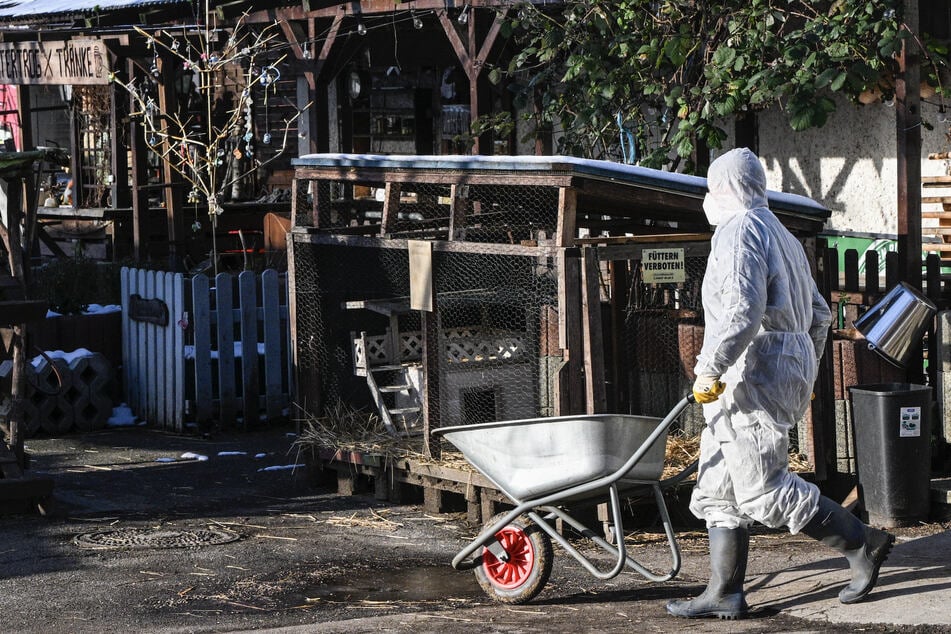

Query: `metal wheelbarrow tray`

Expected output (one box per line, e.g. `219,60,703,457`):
433,396,696,604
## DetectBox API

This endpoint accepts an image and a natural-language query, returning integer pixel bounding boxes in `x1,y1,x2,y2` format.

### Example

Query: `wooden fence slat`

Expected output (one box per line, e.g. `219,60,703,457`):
123,267,291,431
171,272,185,432
192,274,213,426
844,249,859,291
239,271,260,426
156,271,168,430
885,251,899,289
142,269,155,423
865,250,880,295
216,273,237,426
120,267,132,413
261,269,283,420
927,253,942,304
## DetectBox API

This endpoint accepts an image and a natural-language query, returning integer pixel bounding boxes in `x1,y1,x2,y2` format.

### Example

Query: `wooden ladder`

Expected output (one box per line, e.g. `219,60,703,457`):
346,298,423,437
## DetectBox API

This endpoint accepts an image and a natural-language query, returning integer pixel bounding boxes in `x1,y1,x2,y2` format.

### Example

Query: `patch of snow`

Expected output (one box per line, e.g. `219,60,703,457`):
257,464,304,472
31,348,95,367
180,452,209,462
107,404,138,427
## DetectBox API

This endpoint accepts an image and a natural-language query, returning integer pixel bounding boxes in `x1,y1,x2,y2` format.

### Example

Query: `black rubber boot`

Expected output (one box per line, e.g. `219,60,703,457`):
666,526,750,619
800,496,896,604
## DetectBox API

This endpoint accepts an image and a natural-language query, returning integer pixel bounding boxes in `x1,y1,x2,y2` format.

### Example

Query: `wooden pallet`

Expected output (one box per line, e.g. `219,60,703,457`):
305,447,693,542
309,448,512,524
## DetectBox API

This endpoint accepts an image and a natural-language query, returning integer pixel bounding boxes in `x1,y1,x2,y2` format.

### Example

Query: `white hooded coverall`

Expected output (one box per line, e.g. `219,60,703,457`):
690,148,833,533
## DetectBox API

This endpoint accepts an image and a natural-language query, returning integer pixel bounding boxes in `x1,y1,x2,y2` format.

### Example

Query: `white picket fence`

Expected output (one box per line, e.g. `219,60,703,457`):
121,267,293,432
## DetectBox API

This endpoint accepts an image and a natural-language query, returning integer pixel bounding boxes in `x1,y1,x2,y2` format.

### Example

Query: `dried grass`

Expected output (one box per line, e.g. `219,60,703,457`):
295,401,812,484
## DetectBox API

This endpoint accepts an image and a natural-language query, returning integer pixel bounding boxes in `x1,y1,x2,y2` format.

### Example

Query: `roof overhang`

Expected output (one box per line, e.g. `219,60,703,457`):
292,153,830,236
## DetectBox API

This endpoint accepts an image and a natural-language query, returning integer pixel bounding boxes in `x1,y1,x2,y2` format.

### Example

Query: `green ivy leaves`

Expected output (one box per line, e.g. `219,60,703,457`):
486,0,927,171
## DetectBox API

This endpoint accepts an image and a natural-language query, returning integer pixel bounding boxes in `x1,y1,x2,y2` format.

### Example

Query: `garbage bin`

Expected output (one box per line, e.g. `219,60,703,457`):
848,383,932,528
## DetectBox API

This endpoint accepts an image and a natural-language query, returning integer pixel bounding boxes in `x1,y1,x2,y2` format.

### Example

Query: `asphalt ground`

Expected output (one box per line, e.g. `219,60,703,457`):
1,425,949,634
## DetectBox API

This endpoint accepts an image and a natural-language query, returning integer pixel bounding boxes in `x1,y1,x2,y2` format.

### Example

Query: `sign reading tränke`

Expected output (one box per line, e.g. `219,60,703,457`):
0,39,110,85
641,248,686,284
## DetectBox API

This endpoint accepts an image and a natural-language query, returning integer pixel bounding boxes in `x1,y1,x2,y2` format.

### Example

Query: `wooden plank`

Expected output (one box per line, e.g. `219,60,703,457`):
286,239,306,419
239,271,260,427
262,269,284,420
156,272,169,429
216,273,237,426
555,186,577,247
448,183,467,240
292,166,573,188
575,232,712,245
171,272,185,432
561,251,584,414
865,250,880,295
191,274,214,426
885,251,900,293
843,249,860,291
581,246,607,413
145,270,158,426
380,182,402,237
421,308,441,459
134,268,147,417
120,267,132,413
609,260,629,413
921,175,951,186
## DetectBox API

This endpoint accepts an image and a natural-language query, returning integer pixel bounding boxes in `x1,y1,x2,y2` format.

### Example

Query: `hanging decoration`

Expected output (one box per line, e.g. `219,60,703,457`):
108,5,310,273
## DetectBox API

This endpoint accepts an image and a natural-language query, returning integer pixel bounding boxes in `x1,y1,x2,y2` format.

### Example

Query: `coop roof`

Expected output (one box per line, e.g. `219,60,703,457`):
0,0,178,18
293,153,830,234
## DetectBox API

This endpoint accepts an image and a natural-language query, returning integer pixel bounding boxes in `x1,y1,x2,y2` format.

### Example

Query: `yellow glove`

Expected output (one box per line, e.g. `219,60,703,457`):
693,374,725,404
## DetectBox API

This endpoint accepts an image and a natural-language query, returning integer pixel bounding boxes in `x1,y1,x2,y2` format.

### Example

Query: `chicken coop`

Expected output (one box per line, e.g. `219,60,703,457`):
287,154,829,512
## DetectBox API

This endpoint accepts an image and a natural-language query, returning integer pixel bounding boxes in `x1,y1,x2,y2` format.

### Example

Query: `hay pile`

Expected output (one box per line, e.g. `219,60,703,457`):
295,402,811,481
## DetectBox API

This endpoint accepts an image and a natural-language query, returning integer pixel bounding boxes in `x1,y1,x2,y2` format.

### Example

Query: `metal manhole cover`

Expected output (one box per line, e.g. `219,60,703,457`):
74,526,241,550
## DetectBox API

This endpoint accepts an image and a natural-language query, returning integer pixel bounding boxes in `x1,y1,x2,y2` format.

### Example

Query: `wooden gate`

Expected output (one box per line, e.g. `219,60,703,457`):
121,268,292,431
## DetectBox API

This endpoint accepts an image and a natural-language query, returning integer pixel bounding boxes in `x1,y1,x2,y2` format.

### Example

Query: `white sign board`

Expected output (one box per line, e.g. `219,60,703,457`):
641,248,686,284
0,39,111,85
899,406,922,437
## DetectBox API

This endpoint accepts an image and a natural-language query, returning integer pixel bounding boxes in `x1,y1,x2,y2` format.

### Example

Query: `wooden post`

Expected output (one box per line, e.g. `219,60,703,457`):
421,308,441,459
129,58,150,262
380,182,401,236
448,183,468,239
157,51,184,271
811,244,837,482
896,15,922,291
581,246,606,413
555,186,577,248
15,86,32,152
439,7,509,155
896,9,924,382
0,177,26,465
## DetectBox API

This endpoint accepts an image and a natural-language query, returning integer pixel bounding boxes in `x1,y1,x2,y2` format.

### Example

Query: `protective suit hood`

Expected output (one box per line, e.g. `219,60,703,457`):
702,148,769,226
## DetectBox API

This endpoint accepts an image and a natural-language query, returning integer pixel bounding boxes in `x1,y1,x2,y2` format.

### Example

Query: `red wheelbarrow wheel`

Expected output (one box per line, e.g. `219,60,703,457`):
474,513,553,604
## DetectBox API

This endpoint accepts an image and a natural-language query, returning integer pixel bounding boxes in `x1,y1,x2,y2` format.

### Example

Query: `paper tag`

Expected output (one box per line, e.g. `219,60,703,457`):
899,406,921,437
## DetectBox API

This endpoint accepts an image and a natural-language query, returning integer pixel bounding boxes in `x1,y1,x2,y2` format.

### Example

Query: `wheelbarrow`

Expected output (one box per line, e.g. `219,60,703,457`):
432,395,698,604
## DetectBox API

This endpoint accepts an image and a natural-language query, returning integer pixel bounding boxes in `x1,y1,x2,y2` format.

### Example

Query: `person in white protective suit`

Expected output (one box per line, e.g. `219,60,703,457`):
666,148,895,620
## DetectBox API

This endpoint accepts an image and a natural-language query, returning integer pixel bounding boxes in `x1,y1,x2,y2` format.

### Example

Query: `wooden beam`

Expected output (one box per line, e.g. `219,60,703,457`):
581,246,606,413
157,51,183,270
448,183,467,239
438,9,471,70
380,182,401,236
895,22,921,289
555,186,577,247
128,58,149,262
